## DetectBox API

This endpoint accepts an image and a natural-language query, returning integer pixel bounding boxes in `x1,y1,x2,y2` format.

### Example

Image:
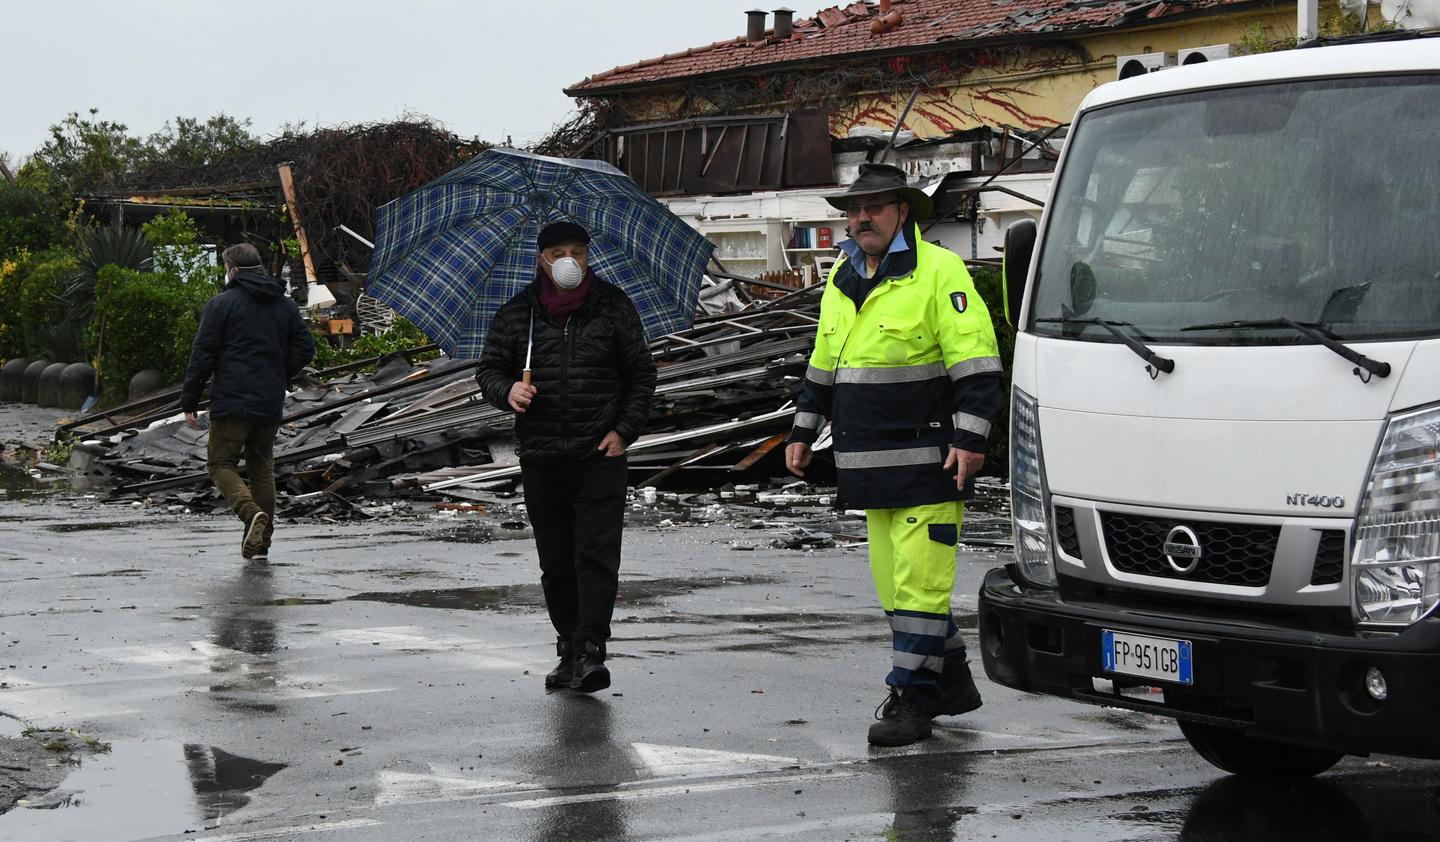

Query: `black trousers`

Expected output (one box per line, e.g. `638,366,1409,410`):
521,454,628,650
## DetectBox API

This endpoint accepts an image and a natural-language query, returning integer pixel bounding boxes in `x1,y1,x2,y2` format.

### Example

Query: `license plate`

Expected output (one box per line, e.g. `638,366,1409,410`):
1102,629,1193,685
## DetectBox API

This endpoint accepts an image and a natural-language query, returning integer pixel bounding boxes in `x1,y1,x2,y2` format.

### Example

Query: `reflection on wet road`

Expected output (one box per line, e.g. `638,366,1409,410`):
1,501,1439,840
0,741,285,839
522,698,634,842
207,560,280,712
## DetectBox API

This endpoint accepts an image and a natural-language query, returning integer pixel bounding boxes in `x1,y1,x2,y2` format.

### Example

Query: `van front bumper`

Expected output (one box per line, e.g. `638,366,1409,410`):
978,565,1440,758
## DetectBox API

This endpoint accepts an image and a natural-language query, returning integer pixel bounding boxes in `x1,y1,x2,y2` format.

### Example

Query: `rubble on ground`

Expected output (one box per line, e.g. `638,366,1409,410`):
34,280,1013,551
55,284,832,518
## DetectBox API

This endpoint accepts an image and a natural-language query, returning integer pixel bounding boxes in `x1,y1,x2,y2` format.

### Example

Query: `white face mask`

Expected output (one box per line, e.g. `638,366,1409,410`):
548,256,585,290
226,262,263,285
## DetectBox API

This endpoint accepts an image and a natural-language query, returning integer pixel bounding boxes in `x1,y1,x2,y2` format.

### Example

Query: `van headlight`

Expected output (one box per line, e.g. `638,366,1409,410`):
1011,388,1057,587
1353,404,1440,627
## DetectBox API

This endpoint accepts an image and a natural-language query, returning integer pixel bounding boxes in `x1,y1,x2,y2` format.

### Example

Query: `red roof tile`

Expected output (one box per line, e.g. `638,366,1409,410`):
567,0,1259,94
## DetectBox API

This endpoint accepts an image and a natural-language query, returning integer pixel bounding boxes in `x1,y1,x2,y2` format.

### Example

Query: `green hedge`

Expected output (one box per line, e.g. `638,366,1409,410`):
969,266,1015,477
17,247,78,359
0,179,66,259
92,265,216,404
0,251,30,359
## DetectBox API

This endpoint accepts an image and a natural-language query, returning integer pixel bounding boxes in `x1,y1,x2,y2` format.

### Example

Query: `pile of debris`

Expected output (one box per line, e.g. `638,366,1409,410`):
60,283,833,519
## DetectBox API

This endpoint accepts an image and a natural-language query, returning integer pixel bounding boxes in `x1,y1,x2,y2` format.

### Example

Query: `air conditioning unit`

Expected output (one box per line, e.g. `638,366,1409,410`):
1117,52,1176,80
1179,44,1234,65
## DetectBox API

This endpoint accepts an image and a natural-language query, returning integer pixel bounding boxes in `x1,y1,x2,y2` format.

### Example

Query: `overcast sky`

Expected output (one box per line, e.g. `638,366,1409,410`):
2,1,822,162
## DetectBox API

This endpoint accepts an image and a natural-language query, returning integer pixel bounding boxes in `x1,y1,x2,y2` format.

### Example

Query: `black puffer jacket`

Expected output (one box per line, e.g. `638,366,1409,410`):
181,269,315,421
476,277,657,462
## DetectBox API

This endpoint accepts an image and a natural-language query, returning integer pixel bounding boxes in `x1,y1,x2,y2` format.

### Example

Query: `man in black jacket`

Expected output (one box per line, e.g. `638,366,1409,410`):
476,221,657,693
183,244,315,560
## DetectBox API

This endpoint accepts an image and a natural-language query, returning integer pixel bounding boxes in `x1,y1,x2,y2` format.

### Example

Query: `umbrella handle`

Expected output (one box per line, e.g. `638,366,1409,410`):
522,369,532,385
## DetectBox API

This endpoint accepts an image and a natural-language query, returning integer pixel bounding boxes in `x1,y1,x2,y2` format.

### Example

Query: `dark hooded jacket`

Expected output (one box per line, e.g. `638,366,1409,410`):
476,275,656,462
181,269,316,422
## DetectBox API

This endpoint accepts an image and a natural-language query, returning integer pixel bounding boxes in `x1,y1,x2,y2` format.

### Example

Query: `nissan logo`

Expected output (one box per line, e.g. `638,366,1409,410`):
1163,525,1202,575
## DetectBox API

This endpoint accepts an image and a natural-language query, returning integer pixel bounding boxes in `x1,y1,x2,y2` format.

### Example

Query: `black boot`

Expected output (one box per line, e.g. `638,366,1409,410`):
570,641,610,693
868,687,934,747
933,657,983,716
544,639,573,690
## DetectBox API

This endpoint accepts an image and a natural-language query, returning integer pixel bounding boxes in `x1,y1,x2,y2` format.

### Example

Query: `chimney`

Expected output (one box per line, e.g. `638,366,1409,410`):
773,7,794,39
746,9,767,42
871,0,903,34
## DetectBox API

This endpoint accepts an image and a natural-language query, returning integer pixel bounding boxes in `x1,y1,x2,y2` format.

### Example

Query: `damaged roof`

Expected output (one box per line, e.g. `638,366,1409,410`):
566,0,1263,94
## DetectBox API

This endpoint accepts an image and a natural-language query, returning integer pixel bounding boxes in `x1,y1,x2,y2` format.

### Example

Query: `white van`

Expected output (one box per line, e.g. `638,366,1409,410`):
980,38,1440,777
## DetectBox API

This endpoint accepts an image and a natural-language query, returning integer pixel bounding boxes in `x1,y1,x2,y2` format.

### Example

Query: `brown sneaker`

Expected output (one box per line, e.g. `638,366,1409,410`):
242,512,270,559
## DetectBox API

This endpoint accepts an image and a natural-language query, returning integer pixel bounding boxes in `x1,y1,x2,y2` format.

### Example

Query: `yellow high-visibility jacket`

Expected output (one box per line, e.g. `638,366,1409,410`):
789,223,1004,509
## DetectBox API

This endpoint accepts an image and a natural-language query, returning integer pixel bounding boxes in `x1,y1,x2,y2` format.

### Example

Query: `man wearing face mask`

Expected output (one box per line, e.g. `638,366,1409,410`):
784,164,1005,747
182,243,315,560
476,221,657,694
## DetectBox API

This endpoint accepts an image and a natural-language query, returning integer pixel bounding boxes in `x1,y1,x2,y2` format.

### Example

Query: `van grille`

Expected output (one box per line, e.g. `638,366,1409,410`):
1100,512,1278,587
1310,530,1346,586
1054,506,1082,559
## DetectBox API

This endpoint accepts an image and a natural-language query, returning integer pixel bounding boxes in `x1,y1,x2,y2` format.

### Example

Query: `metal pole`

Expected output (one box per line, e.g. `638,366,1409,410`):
1298,0,1319,41
970,194,979,260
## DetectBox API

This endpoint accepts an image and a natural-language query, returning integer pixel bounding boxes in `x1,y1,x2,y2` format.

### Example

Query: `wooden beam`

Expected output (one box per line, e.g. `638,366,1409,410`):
701,126,729,177
277,163,318,284
732,433,787,472
734,125,749,184
637,442,719,487
674,130,687,192
0,159,15,186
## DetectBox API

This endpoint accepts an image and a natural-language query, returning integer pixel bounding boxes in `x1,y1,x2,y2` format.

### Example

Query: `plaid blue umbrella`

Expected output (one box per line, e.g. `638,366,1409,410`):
366,147,714,359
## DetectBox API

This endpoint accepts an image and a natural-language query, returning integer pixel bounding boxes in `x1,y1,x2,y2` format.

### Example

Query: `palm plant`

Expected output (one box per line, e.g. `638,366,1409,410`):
64,225,154,325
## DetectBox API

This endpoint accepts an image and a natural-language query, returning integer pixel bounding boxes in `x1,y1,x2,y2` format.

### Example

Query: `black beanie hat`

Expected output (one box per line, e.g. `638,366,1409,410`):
537,221,591,250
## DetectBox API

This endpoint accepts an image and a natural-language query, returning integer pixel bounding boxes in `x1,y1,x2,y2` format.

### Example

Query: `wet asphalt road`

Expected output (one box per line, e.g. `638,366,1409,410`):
2,494,1440,841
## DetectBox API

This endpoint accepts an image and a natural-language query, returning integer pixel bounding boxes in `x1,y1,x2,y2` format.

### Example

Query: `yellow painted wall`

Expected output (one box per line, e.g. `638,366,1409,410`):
602,3,1351,139
832,5,1331,136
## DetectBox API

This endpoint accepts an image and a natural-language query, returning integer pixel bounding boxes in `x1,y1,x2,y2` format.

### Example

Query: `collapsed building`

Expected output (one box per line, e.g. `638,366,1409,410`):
560,0,1321,274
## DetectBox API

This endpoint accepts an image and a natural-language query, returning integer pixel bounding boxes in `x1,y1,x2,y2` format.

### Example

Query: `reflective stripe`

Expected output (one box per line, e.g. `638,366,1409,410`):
834,363,946,384
793,411,825,431
892,651,946,672
806,364,835,386
951,412,991,438
947,357,1003,380
891,614,949,637
834,446,942,470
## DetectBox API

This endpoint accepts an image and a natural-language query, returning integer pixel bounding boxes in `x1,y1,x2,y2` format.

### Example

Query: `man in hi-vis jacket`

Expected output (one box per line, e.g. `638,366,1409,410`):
785,163,1005,747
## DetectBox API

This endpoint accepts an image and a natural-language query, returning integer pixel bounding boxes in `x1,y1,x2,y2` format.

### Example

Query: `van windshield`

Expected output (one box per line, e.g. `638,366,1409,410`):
1031,75,1440,345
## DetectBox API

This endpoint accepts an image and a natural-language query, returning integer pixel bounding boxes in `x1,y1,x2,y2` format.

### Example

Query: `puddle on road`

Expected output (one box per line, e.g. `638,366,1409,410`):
431,521,532,544
44,520,152,533
0,460,47,499
264,597,332,606
73,568,148,578
0,741,285,840
346,574,781,613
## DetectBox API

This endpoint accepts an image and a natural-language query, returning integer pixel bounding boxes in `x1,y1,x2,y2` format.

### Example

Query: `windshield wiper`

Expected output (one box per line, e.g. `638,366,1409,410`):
1035,316,1175,379
1180,318,1391,382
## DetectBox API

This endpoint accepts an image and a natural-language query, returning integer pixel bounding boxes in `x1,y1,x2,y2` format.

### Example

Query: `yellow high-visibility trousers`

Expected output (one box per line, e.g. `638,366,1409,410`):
866,500,968,689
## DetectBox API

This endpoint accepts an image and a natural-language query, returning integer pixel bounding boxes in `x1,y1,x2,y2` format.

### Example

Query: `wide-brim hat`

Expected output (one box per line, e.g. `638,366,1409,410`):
822,162,933,221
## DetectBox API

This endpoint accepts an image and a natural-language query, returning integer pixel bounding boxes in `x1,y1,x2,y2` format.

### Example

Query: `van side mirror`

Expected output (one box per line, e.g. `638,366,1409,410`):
1002,219,1037,327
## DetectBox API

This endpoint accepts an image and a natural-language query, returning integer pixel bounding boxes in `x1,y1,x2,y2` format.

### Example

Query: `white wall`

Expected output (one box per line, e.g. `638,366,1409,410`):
660,170,1055,269
1339,0,1440,26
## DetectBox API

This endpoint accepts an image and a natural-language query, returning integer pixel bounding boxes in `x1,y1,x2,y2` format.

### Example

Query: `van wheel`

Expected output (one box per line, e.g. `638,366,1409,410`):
1179,720,1343,778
